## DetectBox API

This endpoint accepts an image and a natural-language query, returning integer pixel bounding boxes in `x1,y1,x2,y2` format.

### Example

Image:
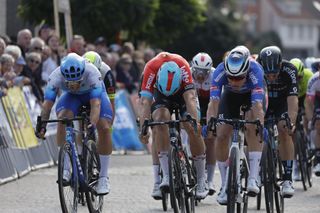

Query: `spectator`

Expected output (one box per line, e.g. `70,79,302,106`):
0,38,6,56
116,53,138,94
131,51,145,81
70,34,85,56
0,54,16,87
4,45,22,61
95,36,108,54
47,34,61,65
122,42,135,56
85,43,96,52
22,52,44,102
144,48,155,63
16,29,32,58
41,45,58,83
30,37,45,53
38,24,53,42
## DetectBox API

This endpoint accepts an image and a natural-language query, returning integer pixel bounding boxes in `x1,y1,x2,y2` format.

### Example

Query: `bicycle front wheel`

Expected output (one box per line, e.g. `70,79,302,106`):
169,147,186,213
58,143,78,213
227,147,237,213
262,142,274,213
84,140,103,213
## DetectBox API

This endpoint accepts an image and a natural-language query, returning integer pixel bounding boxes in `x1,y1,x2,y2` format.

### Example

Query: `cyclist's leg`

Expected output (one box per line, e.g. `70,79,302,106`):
55,93,80,180
245,95,265,195
152,106,171,190
214,90,238,203
95,92,113,195
151,132,162,199
312,98,320,175
276,99,295,197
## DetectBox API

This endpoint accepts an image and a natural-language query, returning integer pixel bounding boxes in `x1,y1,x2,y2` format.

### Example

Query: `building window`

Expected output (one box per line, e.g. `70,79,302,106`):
308,25,313,39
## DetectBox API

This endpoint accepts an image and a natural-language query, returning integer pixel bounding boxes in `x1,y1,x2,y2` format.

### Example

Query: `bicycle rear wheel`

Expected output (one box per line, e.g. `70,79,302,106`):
84,140,103,213
58,143,78,213
227,148,237,213
295,131,307,191
274,155,284,213
169,147,186,213
185,156,196,213
262,142,274,213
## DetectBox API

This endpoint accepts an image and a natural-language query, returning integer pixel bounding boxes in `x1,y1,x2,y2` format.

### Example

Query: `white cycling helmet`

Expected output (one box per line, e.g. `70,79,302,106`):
191,52,213,80
224,45,250,77
83,51,102,70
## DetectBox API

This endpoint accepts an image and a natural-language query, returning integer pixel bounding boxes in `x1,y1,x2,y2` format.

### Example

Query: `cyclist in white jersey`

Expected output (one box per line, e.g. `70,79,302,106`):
191,52,216,195
36,53,113,195
306,70,320,176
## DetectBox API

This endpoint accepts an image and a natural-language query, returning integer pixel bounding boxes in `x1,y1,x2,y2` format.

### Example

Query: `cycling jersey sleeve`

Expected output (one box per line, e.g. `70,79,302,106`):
284,63,298,96
44,67,62,102
104,71,116,100
210,63,225,100
140,60,157,99
89,87,103,99
249,61,266,104
307,73,319,100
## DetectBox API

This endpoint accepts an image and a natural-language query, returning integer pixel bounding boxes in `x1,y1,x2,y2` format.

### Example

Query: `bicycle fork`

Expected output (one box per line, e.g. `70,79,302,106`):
66,127,86,190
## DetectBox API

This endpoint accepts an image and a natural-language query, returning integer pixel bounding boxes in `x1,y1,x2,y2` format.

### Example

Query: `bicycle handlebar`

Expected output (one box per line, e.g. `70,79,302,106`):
207,117,263,142
141,113,197,136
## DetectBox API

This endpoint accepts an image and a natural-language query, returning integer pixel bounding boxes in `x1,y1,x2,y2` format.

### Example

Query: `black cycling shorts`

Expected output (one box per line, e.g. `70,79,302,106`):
217,89,251,119
265,97,287,118
151,89,187,117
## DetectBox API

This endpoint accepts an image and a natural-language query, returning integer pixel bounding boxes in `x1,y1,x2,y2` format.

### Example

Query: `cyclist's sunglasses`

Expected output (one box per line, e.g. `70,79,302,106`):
226,75,246,81
65,79,82,87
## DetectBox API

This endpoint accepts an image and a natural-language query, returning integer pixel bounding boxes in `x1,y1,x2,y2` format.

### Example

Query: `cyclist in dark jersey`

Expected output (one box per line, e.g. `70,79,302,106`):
258,46,298,198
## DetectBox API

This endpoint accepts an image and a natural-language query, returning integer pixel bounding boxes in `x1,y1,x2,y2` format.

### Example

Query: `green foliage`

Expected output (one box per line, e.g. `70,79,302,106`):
165,11,241,65
142,0,206,47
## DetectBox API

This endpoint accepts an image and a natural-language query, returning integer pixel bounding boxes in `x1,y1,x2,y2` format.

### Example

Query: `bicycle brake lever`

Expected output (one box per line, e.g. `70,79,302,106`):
141,119,149,136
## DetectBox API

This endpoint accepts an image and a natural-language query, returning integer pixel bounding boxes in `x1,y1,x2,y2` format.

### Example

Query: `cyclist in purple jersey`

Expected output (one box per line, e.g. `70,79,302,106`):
207,46,266,205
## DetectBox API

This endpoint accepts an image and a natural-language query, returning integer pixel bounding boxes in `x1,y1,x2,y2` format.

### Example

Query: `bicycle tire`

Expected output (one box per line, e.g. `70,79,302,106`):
169,147,186,213
84,140,103,213
227,147,237,213
162,190,168,211
262,142,274,213
240,157,249,213
185,156,196,213
274,155,284,213
295,131,307,191
58,143,78,213
256,189,261,210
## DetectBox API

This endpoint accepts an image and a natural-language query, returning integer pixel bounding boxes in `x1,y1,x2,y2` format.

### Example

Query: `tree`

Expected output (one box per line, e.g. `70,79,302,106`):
18,0,159,42
165,9,241,64
17,0,205,47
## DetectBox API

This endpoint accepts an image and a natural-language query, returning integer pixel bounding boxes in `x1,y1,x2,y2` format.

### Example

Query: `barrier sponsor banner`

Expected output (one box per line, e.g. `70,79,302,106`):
1,87,38,148
112,90,143,150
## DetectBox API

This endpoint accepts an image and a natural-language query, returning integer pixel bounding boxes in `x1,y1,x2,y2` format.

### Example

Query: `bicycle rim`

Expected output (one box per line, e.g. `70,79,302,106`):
169,147,185,213
262,143,274,213
58,143,78,213
162,191,168,211
227,148,237,213
84,140,103,213
297,134,307,191
274,156,284,213
185,156,195,213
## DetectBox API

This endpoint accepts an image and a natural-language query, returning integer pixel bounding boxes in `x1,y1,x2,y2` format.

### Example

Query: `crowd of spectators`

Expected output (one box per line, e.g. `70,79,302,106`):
0,25,159,110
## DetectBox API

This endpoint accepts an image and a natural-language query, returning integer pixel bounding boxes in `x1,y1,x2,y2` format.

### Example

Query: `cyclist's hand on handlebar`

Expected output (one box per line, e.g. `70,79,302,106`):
201,125,208,138
35,127,46,139
87,123,96,136
35,116,46,139
139,131,150,144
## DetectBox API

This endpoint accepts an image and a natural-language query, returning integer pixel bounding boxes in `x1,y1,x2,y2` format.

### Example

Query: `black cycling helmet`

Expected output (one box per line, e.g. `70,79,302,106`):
258,46,282,74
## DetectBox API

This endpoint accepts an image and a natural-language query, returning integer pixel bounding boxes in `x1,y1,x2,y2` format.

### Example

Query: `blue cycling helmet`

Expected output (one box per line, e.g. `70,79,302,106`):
156,61,182,96
60,53,85,81
224,45,250,77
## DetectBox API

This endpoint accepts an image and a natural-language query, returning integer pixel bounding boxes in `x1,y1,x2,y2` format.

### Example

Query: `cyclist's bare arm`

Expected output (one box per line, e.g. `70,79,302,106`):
90,98,101,125
305,96,314,121
206,99,219,122
41,100,54,121
250,102,264,124
287,95,298,125
139,97,152,128
183,89,199,121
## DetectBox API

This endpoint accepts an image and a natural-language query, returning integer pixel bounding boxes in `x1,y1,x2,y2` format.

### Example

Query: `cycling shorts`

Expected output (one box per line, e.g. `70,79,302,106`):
265,97,287,119
56,91,113,121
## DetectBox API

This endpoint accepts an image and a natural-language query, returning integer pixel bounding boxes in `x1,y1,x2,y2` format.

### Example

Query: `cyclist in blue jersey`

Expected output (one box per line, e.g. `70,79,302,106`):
35,53,113,195
206,46,266,205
